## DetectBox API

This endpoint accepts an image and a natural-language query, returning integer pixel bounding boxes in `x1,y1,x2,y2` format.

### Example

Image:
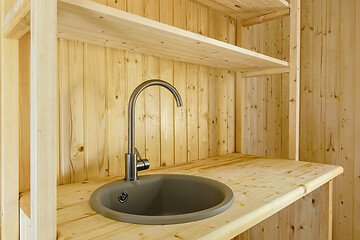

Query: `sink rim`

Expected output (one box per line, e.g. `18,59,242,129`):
90,174,234,225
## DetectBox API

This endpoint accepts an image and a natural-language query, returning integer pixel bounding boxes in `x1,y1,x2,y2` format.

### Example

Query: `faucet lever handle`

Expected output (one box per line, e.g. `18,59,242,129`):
134,148,142,161
134,148,150,171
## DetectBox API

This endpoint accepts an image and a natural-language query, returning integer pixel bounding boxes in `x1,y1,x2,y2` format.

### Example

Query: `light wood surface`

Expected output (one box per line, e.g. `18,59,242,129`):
16,0,238,191
242,9,290,27
30,0,58,238
1,0,20,238
196,0,289,23
298,0,360,239
57,0,287,72
19,153,342,240
289,0,301,160
19,33,31,193
3,0,288,73
2,0,29,39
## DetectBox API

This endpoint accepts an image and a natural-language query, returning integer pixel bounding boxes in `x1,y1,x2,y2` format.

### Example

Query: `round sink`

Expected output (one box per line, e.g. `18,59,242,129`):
90,174,234,224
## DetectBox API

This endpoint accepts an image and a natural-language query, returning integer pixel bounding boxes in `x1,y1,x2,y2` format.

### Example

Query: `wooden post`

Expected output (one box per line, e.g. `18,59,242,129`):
235,22,244,153
320,181,333,240
30,0,58,239
289,0,300,160
1,0,20,239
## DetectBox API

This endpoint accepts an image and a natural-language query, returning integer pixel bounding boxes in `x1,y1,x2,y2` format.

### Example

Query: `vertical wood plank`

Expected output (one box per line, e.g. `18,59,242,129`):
270,18,282,158
281,16,290,159
227,17,236,154
1,0,19,238
354,0,360,238
84,44,106,179
106,0,127,177
186,0,199,161
19,32,30,192
300,0,313,162
208,67,218,157
259,23,268,157
144,0,160,166
198,3,209,160
106,47,126,176
30,0,57,238
311,0,324,165
59,40,85,184
208,8,218,157
173,0,187,164
159,0,175,166
186,63,199,161
289,0,301,160
198,65,209,159
338,0,355,239
217,13,228,155
325,0,341,238
235,23,244,154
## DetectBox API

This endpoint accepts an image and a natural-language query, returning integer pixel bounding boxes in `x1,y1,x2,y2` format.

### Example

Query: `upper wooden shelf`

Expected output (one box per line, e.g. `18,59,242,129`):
198,0,290,24
3,0,289,73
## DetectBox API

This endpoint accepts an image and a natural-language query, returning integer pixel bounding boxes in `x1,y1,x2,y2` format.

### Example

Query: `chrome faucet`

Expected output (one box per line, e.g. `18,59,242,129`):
125,80,183,181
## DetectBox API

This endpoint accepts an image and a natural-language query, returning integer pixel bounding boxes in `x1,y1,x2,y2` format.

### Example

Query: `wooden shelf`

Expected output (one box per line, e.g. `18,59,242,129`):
197,0,290,24
3,0,288,73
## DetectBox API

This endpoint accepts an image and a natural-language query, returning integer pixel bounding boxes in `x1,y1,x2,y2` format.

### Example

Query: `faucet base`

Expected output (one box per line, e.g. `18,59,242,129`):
124,153,138,181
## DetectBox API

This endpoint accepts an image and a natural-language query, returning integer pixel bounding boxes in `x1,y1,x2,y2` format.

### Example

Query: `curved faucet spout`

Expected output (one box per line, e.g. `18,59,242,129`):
125,79,183,181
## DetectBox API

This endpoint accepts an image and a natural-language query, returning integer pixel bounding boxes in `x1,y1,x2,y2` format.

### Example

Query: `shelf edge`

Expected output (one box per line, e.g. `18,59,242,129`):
2,0,30,39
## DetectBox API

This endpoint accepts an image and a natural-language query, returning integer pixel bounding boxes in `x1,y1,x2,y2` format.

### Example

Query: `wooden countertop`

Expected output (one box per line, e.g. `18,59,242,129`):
20,153,343,240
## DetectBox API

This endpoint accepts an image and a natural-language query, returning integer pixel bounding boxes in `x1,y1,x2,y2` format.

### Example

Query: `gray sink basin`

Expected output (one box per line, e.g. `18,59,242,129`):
90,174,234,224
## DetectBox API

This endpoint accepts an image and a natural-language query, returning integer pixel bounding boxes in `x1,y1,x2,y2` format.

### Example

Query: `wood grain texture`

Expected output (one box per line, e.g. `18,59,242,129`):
14,0,237,188
241,17,289,159
19,153,342,240
19,32,30,193
297,0,360,239
84,43,107,179
14,1,358,239
30,0,58,238
196,0,289,22
1,0,20,237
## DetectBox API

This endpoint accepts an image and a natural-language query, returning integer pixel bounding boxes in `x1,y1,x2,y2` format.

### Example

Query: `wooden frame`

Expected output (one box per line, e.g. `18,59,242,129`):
289,0,301,160
0,0,301,239
1,1,20,239
30,0,58,239
1,0,57,239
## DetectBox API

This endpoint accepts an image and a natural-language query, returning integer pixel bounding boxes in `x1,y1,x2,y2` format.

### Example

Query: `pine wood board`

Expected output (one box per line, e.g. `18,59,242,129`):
3,0,289,73
20,153,342,240
196,0,289,23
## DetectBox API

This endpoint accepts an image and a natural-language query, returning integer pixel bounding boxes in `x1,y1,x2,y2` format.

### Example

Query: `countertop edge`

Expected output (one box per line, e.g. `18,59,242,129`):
198,165,343,240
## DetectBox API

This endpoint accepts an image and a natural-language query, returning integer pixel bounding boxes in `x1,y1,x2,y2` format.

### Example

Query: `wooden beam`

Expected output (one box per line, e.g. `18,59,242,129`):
289,0,300,160
2,0,30,39
242,67,289,78
1,0,20,239
30,0,58,239
242,9,290,27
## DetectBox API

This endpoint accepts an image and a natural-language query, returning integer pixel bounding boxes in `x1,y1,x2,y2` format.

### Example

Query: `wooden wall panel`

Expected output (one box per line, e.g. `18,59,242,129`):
297,0,359,239
16,0,238,189
241,17,289,159
237,0,360,239
17,0,358,239
84,44,107,179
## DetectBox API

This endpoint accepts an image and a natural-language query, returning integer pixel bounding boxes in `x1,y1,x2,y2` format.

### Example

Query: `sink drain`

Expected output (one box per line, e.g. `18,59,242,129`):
118,191,128,203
